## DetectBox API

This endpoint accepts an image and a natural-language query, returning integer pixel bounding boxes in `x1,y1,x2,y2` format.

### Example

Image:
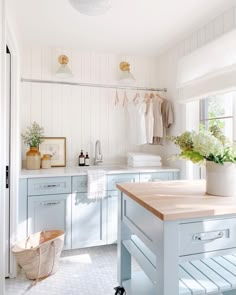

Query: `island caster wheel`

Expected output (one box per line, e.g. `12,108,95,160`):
114,286,126,295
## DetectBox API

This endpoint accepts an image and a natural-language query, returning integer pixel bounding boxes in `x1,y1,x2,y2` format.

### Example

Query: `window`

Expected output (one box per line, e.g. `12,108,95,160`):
200,91,236,140
198,91,236,179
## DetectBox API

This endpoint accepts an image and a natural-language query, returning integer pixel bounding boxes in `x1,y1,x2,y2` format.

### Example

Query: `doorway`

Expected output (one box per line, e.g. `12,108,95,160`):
5,45,11,278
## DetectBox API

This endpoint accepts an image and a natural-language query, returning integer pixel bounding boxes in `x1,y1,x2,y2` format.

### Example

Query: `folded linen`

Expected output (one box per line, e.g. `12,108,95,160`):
87,170,106,200
127,152,161,161
128,160,162,167
128,159,162,164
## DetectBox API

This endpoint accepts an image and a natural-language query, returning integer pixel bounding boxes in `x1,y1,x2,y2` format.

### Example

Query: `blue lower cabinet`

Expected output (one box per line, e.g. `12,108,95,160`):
71,193,107,249
21,170,180,251
28,194,72,249
140,171,179,182
107,173,139,190
106,191,118,244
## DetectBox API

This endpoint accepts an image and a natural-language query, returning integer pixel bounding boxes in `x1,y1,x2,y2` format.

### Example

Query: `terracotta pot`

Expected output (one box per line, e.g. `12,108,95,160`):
26,147,41,170
206,161,236,197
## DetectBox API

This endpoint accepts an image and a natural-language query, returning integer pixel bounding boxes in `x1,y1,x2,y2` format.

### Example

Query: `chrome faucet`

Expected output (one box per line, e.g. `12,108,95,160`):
95,140,103,165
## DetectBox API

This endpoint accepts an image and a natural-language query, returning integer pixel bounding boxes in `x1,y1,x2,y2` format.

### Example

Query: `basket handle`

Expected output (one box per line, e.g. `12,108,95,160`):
32,240,56,286
32,247,42,286
48,241,56,276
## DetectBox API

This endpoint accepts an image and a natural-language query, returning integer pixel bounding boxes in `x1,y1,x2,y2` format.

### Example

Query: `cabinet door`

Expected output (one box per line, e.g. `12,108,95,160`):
72,193,106,249
140,172,178,182
107,191,118,244
107,173,139,190
28,194,71,249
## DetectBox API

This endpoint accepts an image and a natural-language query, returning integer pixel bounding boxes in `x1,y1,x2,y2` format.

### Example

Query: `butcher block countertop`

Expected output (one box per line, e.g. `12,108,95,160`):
116,180,236,221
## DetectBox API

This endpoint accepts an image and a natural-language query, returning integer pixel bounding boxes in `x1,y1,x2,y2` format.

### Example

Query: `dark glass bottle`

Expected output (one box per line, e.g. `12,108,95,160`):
85,152,90,166
79,150,85,166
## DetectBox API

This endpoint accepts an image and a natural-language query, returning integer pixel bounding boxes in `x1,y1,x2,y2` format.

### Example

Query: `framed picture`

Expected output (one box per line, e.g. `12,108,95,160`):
39,137,66,167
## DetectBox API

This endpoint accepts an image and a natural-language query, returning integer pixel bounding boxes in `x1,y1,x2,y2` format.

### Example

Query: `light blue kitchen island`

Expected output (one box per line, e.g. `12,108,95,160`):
116,180,236,295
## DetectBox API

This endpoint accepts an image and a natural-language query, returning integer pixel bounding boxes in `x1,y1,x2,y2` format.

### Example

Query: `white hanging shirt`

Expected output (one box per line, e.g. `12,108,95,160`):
153,96,163,138
126,100,147,145
145,100,154,144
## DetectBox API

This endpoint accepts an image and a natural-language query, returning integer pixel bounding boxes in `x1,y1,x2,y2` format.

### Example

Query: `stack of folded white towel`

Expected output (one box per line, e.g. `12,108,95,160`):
127,152,162,167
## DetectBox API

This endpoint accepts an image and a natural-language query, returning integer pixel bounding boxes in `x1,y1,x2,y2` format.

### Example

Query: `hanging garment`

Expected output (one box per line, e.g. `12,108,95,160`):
153,99,174,145
153,96,163,138
126,98,147,145
145,99,154,144
162,99,174,129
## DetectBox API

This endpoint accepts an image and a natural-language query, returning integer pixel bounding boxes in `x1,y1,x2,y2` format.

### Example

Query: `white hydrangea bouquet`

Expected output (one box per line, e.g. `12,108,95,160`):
169,125,236,165
170,125,236,197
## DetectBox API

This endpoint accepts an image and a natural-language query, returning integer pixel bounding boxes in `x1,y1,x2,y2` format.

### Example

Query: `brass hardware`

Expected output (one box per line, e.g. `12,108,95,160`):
58,55,69,65
120,61,131,72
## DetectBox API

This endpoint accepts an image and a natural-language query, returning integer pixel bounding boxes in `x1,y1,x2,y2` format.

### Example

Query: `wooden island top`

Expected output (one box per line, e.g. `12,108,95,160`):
116,180,236,221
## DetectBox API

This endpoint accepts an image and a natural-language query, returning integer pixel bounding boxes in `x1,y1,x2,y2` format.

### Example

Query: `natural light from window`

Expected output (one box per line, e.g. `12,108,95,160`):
200,91,236,140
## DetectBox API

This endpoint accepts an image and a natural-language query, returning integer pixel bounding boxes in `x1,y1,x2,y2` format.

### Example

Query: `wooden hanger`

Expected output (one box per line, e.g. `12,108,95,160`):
114,90,119,106
155,93,165,101
143,93,149,103
123,91,128,107
133,92,140,104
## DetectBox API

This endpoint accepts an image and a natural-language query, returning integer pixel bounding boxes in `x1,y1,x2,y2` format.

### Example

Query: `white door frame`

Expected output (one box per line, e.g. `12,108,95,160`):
6,21,20,278
0,0,6,293
0,2,20,293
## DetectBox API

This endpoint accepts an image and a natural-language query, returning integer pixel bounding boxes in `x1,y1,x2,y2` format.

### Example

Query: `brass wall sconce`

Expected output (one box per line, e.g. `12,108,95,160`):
119,61,135,84
55,55,73,78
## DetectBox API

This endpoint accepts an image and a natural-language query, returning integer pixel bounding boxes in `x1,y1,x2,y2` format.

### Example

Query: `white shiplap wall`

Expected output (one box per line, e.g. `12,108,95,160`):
20,48,160,166
154,5,236,177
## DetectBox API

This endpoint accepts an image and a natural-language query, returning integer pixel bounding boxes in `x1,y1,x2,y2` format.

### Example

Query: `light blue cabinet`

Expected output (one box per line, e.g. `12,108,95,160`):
28,194,72,249
140,171,179,182
19,169,179,250
106,190,118,244
71,193,106,248
107,173,139,190
72,176,87,193
28,176,71,196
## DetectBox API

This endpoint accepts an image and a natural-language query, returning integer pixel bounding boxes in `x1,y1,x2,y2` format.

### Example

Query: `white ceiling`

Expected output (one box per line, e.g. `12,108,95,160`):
6,0,236,56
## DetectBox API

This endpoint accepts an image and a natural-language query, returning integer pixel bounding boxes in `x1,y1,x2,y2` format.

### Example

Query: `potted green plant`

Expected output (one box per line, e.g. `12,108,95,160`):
21,122,44,170
169,125,236,197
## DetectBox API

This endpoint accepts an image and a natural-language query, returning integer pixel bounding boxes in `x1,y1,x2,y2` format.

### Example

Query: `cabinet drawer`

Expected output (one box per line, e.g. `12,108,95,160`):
179,218,236,256
72,176,88,193
108,173,139,191
28,177,71,196
139,172,175,182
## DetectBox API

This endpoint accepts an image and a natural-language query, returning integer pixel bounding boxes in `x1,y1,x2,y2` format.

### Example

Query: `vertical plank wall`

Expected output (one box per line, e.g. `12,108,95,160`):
153,5,236,174
20,48,160,166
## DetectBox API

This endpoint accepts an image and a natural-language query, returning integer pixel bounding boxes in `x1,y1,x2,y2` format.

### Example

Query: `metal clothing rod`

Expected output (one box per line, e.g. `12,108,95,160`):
21,78,167,92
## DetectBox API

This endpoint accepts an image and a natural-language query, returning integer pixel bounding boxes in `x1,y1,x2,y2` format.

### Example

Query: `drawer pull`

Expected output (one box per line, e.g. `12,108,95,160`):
193,231,224,242
43,184,59,188
113,179,135,184
40,201,60,206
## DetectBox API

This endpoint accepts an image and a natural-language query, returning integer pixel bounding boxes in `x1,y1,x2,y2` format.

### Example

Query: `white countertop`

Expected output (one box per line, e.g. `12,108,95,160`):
20,165,180,178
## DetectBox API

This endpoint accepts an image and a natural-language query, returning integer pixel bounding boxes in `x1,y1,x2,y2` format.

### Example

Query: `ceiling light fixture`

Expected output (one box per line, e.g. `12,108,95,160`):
69,0,112,16
55,55,73,79
119,61,136,84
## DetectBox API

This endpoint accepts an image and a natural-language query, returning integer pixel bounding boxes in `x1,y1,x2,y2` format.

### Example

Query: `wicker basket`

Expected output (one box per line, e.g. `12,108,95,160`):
12,230,65,281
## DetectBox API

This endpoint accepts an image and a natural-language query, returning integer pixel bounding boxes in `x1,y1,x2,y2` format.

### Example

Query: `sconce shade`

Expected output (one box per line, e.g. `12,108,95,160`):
69,0,111,16
119,61,136,84
56,55,73,78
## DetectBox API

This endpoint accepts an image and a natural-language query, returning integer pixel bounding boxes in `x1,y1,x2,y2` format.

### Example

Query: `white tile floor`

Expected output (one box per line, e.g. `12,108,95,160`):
6,245,128,295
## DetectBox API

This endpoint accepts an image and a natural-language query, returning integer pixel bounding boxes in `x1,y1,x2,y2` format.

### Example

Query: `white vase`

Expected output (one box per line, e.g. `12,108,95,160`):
206,161,236,197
